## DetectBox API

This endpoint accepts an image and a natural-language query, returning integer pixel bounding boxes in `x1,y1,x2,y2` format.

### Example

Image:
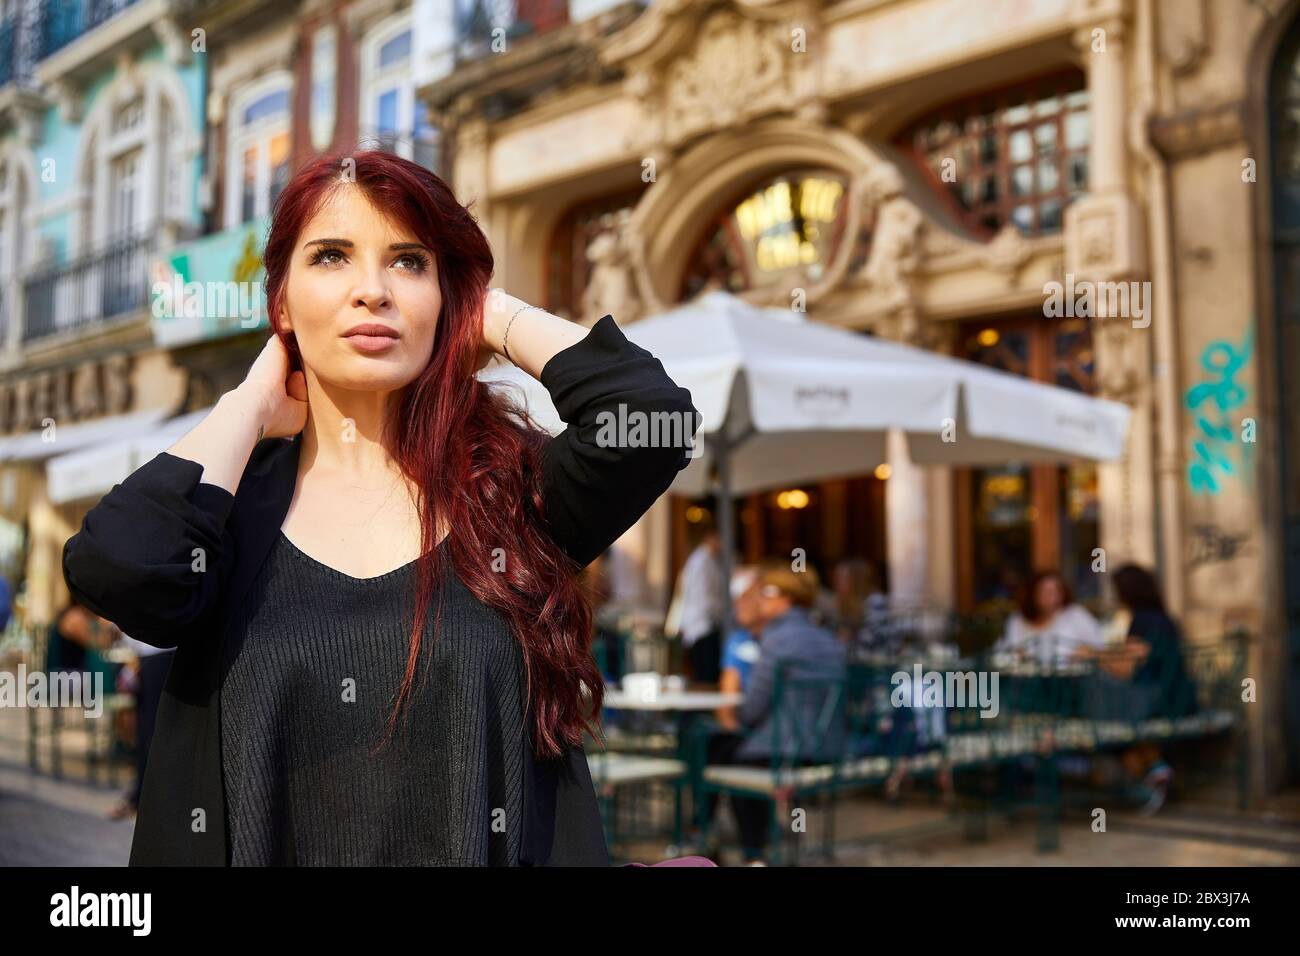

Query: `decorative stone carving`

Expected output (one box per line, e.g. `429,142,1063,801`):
581,209,646,327
1064,192,1146,282
663,12,797,145
153,18,193,67
1148,101,1247,159
1095,321,1143,404
604,1,822,152
853,162,924,317
981,223,1032,281
1159,0,1208,75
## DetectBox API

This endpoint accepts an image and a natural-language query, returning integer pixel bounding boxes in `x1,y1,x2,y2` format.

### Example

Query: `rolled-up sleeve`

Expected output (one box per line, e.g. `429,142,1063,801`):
535,314,698,568
61,452,236,648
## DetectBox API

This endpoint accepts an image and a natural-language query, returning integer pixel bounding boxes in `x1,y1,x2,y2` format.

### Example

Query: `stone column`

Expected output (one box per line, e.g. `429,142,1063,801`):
1065,5,1159,591
885,427,927,602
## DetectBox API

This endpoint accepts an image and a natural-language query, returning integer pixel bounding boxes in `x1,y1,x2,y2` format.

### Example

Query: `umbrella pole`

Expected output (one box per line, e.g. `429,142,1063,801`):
715,432,735,639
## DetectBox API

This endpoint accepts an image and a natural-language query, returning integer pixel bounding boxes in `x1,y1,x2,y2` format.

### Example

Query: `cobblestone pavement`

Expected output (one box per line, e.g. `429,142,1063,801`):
3,707,1299,867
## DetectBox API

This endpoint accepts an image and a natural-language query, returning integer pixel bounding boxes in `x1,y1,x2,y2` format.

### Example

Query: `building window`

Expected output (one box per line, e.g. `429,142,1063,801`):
225,75,292,228
360,12,439,169
310,24,337,153
110,149,141,239
956,317,1100,614
680,169,851,300
894,71,1089,237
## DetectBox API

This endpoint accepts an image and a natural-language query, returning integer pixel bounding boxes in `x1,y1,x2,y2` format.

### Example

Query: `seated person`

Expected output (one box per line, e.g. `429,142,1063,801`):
715,566,761,731
996,570,1106,666
1075,564,1197,814
700,561,846,864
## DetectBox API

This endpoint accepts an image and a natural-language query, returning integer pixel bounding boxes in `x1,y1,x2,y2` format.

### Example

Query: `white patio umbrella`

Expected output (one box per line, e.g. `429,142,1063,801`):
479,291,1132,629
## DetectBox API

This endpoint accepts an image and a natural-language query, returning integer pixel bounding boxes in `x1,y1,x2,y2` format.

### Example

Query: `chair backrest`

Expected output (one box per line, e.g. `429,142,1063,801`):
1184,629,1250,714
766,659,849,768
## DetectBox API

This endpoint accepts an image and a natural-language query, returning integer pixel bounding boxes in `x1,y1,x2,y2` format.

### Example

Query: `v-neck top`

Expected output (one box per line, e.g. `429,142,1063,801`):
221,530,525,865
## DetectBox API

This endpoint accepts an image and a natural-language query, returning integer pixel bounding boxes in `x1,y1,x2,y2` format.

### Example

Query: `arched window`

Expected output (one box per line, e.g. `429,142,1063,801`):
894,70,1089,237
225,74,292,229
360,12,438,168
679,169,853,300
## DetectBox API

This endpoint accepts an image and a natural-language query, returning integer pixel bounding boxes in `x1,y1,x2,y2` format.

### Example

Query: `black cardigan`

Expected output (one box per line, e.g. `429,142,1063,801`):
62,314,697,866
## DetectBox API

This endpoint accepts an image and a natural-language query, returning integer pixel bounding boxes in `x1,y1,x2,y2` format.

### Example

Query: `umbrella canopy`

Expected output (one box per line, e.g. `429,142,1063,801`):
480,290,1131,495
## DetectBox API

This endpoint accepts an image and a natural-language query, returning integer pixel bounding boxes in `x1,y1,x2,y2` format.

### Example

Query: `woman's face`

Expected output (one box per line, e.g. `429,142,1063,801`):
1035,576,1066,615
278,186,443,393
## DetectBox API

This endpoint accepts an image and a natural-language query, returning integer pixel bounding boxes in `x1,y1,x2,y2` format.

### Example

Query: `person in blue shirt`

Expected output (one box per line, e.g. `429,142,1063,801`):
700,560,846,864
718,567,761,703
0,575,12,633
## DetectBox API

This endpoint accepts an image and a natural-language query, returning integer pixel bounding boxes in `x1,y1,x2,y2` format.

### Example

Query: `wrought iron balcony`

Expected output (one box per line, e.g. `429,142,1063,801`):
34,0,141,62
23,228,156,343
358,126,442,174
0,10,37,87
454,0,569,62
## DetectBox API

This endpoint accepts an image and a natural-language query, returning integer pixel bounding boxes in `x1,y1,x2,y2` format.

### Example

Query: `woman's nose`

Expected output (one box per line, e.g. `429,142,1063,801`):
352,273,392,311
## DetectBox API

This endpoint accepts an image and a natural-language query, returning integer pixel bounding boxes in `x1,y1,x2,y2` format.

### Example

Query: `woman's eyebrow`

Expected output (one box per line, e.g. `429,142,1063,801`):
303,238,430,253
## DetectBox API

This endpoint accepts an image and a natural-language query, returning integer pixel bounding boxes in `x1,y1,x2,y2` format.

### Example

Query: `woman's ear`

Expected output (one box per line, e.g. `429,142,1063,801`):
279,305,292,334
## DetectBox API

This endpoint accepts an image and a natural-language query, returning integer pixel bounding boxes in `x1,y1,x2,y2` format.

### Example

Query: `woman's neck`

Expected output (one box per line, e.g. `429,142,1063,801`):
298,381,402,479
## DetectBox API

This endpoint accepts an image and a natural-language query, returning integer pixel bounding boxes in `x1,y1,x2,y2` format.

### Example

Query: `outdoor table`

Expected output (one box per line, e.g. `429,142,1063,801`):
599,686,743,849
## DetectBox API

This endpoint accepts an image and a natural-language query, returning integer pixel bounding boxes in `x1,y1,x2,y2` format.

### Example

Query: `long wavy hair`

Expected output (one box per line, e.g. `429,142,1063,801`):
262,150,601,759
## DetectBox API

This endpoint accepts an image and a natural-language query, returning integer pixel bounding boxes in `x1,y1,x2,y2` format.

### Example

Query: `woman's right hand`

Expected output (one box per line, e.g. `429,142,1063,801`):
236,334,309,439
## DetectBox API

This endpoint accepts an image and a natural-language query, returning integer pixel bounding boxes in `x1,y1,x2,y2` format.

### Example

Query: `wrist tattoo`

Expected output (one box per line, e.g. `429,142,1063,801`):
256,423,265,443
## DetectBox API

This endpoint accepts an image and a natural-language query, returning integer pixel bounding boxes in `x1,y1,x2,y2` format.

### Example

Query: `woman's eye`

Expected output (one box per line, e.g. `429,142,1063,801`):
394,253,429,273
310,248,345,266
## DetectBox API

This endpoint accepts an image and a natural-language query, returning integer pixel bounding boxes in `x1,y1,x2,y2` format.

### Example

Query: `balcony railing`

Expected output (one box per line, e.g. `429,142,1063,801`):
0,11,37,87
23,229,156,343
34,0,141,61
454,0,569,62
358,127,441,174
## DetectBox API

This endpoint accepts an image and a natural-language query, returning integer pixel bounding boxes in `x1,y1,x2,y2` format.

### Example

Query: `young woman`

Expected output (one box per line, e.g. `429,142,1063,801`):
1076,564,1198,813
62,150,698,866
996,569,1106,666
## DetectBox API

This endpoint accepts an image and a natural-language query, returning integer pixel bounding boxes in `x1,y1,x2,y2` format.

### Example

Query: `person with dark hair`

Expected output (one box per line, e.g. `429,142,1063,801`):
995,569,1106,665
675,518,725,684
62,150,698,866
1076,563,1198,814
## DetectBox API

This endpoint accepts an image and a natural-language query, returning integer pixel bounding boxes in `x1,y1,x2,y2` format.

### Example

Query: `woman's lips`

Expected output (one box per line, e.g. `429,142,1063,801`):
344,333,400,353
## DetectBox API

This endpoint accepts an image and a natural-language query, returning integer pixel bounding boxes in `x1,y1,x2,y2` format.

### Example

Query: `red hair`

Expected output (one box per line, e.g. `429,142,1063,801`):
262,150,601,758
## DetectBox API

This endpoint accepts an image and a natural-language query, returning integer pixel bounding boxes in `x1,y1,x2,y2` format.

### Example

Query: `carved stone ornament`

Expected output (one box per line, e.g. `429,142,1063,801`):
981,223,1032,280
1064,192,1146,282
851,162,925,320
1158,0,1208,75
1095,321,1142,404
581,209,647,327
601,0,822,152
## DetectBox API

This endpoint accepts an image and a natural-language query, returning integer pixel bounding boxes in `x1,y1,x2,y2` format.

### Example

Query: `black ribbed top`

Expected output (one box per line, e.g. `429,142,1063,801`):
220,531,526,866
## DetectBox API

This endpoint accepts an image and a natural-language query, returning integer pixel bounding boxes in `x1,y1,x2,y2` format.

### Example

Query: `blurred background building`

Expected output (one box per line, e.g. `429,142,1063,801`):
0,0,1296,795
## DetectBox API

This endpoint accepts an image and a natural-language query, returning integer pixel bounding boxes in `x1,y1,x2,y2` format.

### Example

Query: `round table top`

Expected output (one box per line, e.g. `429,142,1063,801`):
602,688,744,711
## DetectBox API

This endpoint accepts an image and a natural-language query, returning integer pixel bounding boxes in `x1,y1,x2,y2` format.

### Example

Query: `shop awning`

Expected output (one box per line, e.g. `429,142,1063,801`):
45,407,214,504
0,408,173,466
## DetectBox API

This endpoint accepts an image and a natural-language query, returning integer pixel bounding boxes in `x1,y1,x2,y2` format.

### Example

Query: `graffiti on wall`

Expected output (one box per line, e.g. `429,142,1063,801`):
1185,330,1254,495
1187,524,1251,569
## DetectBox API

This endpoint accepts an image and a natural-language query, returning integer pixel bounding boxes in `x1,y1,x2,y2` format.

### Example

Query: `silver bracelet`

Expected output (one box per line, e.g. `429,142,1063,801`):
503,304,541,365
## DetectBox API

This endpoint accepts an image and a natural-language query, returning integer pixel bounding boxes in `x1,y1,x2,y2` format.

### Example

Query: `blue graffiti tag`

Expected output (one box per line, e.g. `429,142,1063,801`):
1185,330,1253,495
